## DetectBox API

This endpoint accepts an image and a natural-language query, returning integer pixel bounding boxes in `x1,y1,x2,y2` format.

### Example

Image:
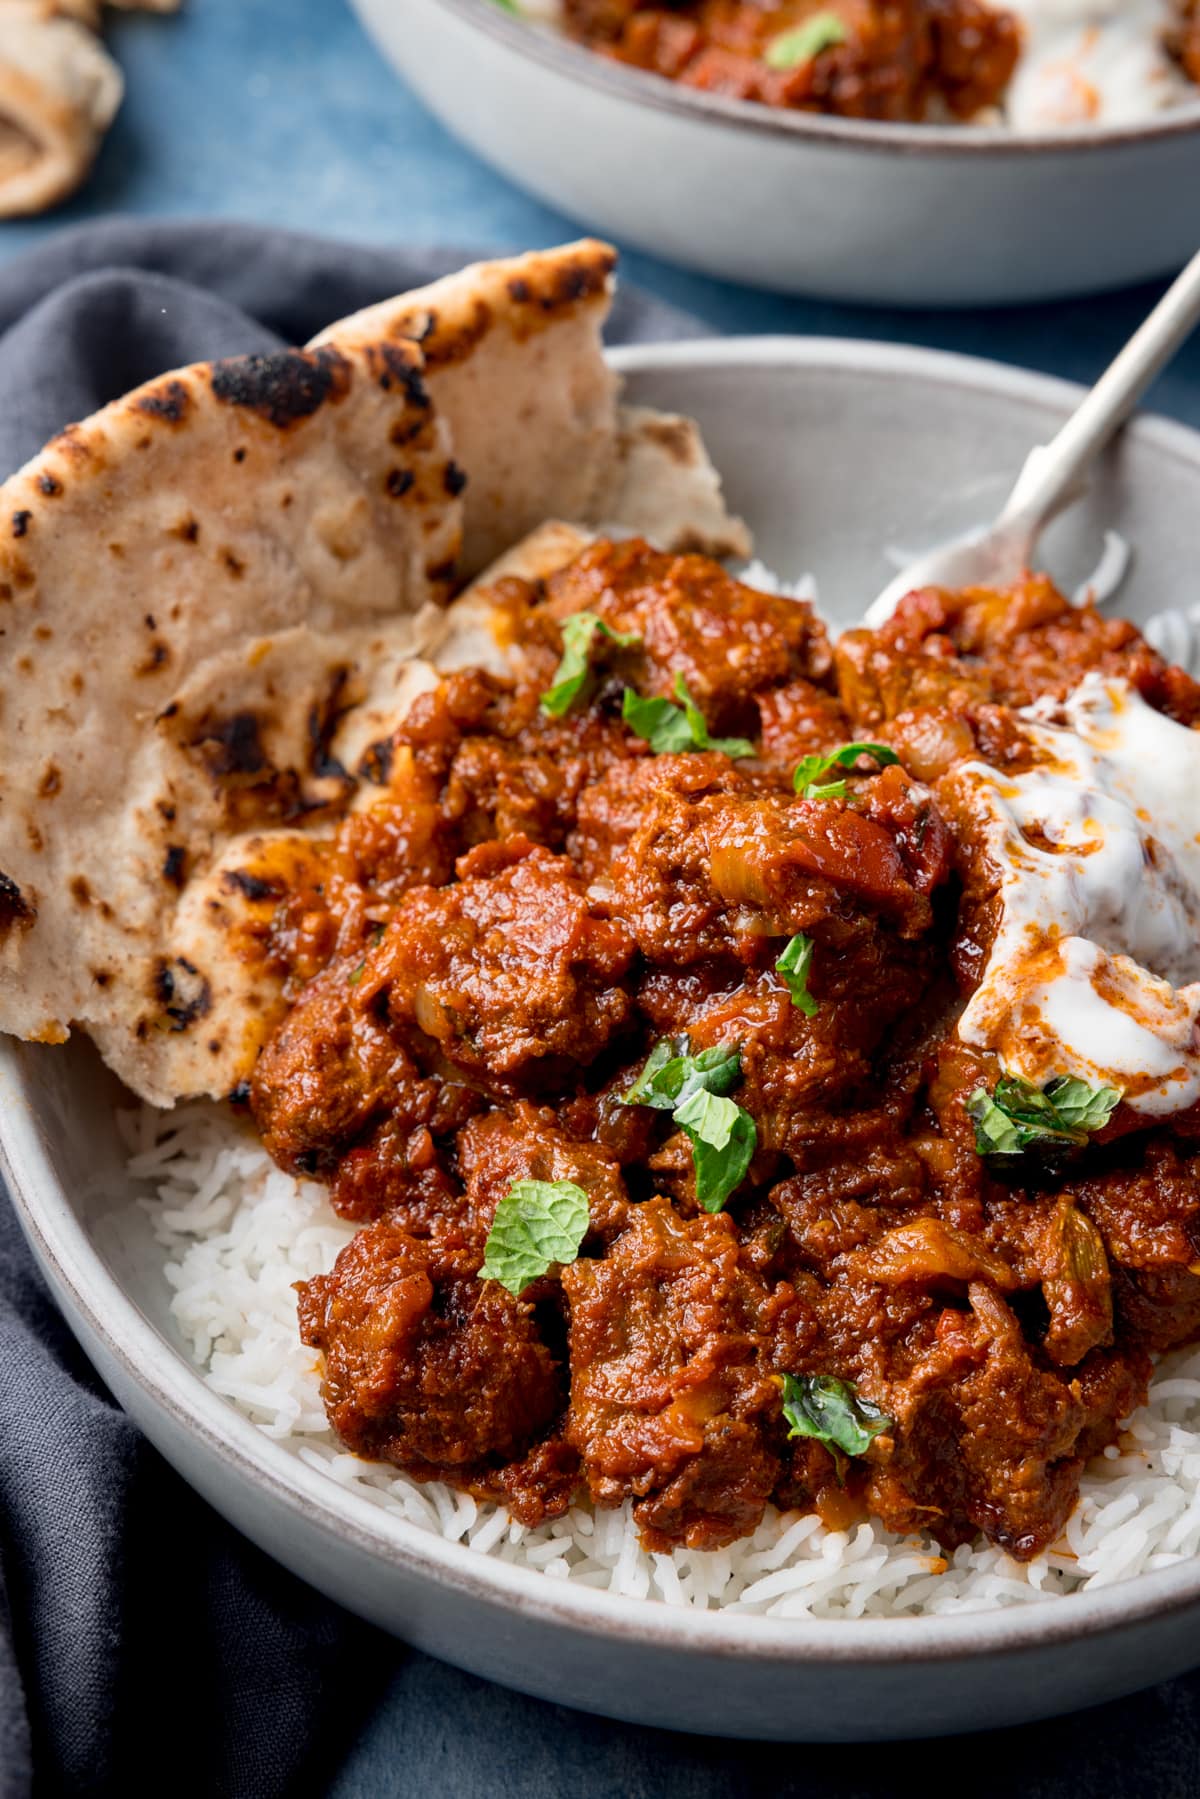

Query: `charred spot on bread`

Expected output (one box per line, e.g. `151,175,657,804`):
0,872,34,932
210,347,353,430
221,868,282,903
162,845,187,887
154,956,213,1030
191,712,269,780
135,380,191,426
358,737,395,786
364,342,431,409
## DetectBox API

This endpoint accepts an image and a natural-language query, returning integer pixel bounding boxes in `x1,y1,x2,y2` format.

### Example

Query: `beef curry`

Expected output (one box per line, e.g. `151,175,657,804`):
243,539,1200,1560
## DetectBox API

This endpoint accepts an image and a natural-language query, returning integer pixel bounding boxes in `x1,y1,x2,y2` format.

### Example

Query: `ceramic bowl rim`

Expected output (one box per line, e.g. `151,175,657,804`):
7,333,1200,1670
417,0,1200,159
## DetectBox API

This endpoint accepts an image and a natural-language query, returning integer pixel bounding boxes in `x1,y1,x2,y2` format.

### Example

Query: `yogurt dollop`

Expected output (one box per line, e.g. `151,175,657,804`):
952,672,1200,1115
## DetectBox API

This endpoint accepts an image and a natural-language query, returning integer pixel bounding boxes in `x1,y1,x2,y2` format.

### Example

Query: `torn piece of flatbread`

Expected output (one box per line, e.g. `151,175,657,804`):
314,242,621,577
0,338,462,1103
315,243,749,573
598,407,750,560
0,1,122,217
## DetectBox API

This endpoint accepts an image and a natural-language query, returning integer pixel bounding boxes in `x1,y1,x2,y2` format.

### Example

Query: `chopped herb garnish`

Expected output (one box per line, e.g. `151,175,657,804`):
673,1087,758,1213
486,0,520,11
765,11,848,70
624,1037,742,1110
347,962,366,986
478,1178,590,1296
624,1038,756,1211
779,1373,892,1478
622,674,755,759
540,611,640,718
793,741,898,799
775,932,818,1016
967,1074,1122,1158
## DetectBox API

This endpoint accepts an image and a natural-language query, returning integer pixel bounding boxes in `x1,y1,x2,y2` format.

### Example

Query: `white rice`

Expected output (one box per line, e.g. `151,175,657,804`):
1004,0,1194,130
128,1101,1200,1618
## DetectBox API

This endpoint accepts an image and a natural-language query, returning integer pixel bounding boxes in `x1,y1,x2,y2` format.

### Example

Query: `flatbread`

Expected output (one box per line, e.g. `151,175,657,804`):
598,407,750,560
314,243,749,572
0,337,461,1102
0,2,122,217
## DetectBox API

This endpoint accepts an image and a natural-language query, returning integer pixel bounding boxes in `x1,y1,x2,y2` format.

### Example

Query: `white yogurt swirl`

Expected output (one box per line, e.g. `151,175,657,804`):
953,672,1200,1114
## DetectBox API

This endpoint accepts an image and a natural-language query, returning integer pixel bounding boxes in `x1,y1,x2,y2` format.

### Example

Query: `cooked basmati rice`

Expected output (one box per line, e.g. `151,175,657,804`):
128,1101,1200,1619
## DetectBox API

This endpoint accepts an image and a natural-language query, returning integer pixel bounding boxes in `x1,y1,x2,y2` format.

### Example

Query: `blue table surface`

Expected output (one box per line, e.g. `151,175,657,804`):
4,4,1200,1793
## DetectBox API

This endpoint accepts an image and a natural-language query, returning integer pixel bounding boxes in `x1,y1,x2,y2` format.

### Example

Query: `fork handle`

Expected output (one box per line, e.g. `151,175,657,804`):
996,244,1200,547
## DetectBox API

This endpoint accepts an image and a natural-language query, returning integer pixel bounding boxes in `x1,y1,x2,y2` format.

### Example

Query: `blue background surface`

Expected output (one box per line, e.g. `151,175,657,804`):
4,3,1200,1791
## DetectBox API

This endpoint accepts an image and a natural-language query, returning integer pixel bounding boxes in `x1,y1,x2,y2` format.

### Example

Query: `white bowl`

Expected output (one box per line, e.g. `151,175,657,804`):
354,0,1200,306
6,338,1200,1740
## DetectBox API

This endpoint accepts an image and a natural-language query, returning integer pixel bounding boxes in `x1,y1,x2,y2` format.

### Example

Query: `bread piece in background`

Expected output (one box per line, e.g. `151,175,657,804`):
0,0,178,219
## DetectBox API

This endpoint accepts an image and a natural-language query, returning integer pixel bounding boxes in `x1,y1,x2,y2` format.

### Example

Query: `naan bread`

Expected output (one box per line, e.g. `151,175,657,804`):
0,338,461,1102
0,244,750,1105
0,1,122,217
314,243,749,572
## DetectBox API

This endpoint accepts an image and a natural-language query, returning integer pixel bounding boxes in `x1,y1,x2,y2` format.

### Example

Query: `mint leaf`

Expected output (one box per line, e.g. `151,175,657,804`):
775,933,818,1016
623,1039,742,1110
623,1037,687,1109
478,1178,589,1295
624,1038,754,1210
1043,1076,1123,1133
622,673,754,759
672,1087,741,1149
780,1373,892,1478
793,741,898,798
765,12,847,70
674,1087,757,1212
967,1074,1121,1159
540,611,640,718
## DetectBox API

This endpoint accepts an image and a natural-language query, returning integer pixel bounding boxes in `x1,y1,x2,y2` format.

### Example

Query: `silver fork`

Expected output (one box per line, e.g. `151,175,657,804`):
863,245,1200,640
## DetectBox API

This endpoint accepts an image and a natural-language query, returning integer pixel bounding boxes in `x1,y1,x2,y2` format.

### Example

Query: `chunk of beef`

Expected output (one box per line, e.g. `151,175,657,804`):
564,0,1019,124
250,962,418,1175
378,837,636,1092
640,933,934,1150
544,536,834,733
837,576,1200,733
297,1219,563,1485
865,1283,1145,1557
562,1197,779,1550
754,676,851,774
571,750,763,883
602,780,943,965
1072,1137,1200,1353
457,1101,633,1243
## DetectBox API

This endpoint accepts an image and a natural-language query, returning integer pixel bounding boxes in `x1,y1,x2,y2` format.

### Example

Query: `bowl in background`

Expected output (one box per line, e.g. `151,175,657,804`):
354,0,1200,306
